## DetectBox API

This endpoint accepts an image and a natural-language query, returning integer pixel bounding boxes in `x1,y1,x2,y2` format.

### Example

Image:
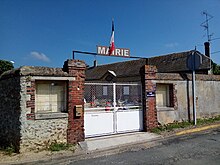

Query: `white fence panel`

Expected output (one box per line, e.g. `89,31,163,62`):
84,111,114,137
84,82,143,137
116,109,143,133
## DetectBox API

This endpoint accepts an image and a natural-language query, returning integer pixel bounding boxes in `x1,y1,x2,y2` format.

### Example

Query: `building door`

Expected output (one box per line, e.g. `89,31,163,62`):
84,82,143,137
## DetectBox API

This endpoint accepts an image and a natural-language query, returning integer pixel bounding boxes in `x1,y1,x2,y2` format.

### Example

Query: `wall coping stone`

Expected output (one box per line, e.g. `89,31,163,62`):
31,76,76,81
0,66,71,80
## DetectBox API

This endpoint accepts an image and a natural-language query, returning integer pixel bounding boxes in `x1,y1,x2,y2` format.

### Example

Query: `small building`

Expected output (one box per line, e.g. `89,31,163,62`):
84,50,219,137
0,50,219,152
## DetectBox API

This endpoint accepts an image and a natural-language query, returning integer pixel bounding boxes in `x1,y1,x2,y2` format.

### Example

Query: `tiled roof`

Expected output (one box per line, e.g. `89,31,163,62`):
148,50,210,73
86,50,211,80
86,58,147,80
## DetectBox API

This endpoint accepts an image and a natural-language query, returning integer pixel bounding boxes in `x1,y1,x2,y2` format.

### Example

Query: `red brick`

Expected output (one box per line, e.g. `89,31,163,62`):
142,65,158,131
64,60,86,144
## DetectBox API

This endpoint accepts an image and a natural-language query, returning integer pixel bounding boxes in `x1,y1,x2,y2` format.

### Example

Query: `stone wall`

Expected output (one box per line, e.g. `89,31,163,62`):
19,76,68,152
154,73,220,124
0,76,21,152
196,80,220,117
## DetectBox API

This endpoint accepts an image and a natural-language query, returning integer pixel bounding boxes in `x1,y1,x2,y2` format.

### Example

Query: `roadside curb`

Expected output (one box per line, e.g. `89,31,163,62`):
53,124,220,164
32,123,220,165
175,123,220,136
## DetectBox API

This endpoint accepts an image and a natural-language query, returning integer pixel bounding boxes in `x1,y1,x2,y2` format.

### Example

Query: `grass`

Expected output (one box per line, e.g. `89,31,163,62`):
0,145,16,155
197,115,220,125
151,115,220,134
151,121,192,134
48,142,72,152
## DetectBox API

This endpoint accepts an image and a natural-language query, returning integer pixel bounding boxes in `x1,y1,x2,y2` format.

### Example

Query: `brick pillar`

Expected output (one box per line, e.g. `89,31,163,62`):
142,65,158,131
63,59,86,144
26,81,35,113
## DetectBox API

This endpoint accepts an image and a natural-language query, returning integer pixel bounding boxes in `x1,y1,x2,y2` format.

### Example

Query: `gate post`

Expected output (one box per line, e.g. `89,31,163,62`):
63,59,86,144
142,65,158,131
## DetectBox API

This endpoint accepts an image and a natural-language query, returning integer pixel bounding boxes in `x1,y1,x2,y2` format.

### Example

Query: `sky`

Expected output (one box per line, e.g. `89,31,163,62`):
1,0,220,68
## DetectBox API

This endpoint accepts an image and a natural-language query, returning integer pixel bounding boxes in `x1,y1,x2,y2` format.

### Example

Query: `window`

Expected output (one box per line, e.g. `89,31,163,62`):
123,86,129,95
103,86,108,96
36,81,66,113
156,84,173,107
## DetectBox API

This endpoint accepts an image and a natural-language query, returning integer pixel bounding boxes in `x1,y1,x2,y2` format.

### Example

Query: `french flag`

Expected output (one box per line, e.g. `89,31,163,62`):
109,20,115,55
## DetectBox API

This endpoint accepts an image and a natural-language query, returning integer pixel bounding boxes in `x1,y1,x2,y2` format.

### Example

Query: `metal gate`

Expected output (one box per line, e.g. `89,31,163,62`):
84,82,143,137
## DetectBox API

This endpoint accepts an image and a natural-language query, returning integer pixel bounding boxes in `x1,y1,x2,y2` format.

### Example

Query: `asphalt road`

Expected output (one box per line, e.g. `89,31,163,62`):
69,128,220,165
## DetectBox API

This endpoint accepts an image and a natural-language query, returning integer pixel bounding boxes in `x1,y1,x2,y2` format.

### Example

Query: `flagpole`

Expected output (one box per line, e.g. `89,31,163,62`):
72,50,144,59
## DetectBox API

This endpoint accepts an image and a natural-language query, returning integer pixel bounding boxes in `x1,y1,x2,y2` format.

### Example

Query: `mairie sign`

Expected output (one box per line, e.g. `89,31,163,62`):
97,46,130,58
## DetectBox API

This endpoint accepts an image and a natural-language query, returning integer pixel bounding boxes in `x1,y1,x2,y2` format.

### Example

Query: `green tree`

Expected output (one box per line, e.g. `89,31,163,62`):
211,61,220,75
0,60,14,75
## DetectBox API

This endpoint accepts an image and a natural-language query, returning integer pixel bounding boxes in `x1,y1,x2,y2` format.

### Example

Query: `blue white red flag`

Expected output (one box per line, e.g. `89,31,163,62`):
109,20,115,55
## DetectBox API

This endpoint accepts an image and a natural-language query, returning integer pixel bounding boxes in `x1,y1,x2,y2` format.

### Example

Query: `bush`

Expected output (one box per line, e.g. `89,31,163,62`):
0,60,14,75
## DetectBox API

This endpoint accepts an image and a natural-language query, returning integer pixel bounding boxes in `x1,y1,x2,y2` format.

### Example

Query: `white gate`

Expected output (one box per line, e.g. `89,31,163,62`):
84,82,143,137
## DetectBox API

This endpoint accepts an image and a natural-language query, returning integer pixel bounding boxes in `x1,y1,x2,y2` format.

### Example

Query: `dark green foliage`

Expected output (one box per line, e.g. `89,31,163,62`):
212,61,220,75
0,60,14,75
